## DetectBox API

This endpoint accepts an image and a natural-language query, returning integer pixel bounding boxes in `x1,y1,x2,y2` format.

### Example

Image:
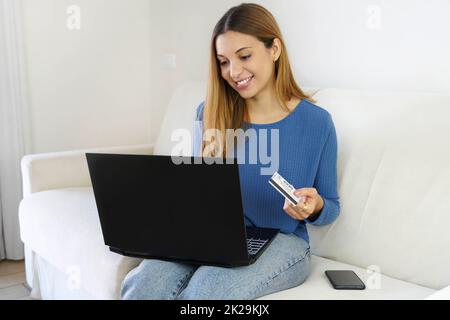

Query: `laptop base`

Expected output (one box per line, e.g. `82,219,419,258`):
110,227,280,268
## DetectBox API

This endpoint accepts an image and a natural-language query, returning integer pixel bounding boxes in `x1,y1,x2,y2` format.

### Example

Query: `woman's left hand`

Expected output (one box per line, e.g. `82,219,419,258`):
283,188,324,221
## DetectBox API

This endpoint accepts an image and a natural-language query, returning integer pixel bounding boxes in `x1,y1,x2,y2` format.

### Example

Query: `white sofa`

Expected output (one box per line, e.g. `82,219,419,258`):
19,82,450,299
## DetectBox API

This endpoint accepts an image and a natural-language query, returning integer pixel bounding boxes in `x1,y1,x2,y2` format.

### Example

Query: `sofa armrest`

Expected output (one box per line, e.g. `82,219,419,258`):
21,143,154,197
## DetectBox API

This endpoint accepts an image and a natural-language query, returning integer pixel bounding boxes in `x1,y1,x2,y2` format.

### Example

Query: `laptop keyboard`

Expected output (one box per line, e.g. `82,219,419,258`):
247,237,268,256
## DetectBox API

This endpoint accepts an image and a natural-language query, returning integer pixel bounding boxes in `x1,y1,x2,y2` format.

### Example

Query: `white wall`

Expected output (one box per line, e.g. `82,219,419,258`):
21,0,450,152
21,0,152,153
149,0,450,143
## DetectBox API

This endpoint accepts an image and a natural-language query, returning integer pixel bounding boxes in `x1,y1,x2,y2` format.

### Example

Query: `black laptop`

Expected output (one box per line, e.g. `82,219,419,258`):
85,153,279,267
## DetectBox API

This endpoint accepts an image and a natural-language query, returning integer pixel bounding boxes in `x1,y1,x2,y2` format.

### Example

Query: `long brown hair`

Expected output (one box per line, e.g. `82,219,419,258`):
202,3,315,158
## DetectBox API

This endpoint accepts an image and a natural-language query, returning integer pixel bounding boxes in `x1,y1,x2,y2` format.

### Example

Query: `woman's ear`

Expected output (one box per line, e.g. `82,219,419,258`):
272,38,282,62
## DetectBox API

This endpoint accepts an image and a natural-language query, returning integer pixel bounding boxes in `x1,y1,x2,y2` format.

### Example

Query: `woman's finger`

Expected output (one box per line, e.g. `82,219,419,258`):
283,200,302,220
295,199,315,218
295,188,318,199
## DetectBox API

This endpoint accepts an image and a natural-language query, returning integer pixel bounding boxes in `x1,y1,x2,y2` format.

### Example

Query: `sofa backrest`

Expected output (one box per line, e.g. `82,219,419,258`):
309,88,450,290
155,82,450,290
154,81,207,156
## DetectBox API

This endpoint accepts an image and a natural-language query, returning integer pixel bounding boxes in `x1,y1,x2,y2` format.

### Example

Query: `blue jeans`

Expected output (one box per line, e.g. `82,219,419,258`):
120,232,311,300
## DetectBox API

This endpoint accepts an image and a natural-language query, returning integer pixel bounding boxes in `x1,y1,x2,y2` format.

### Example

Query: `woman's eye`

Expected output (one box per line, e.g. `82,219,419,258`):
219,55,250,67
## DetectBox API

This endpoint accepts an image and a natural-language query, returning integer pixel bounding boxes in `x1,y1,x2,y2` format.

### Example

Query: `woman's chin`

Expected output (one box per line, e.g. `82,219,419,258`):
238,89,257,99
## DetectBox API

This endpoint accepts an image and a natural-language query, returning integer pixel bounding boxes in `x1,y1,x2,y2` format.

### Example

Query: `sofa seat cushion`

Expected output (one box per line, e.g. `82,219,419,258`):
19,187,142,299
259,255,435,300
425,285,450,300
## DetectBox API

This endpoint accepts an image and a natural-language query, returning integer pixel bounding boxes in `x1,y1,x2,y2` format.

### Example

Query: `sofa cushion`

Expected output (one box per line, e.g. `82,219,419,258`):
307,89,450,290
259,255,435,300
425,285,450,300
19,187,142,299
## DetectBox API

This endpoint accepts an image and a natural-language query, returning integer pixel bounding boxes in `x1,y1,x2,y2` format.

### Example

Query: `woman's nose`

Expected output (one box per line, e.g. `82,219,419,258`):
230,62,243,80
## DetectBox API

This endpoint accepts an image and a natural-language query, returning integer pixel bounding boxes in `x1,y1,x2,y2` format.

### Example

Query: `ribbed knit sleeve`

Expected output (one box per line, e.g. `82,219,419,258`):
306,113,340,226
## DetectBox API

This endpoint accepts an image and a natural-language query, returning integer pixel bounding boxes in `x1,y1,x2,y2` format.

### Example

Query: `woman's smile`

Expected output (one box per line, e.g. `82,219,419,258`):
235,75,254,90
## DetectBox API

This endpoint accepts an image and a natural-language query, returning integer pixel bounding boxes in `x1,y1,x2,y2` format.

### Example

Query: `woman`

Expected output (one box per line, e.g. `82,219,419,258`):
121,3,340,300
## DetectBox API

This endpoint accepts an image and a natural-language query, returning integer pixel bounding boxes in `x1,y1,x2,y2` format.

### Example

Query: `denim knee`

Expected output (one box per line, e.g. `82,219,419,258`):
176,266,232,300
120,259,197,300
177,234,311,300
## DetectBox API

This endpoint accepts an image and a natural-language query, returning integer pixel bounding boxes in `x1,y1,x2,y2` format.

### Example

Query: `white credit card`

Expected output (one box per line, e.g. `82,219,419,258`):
269,172,300,206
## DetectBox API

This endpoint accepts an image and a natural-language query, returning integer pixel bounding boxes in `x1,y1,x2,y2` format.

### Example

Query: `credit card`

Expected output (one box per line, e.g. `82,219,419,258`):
269,172,301,206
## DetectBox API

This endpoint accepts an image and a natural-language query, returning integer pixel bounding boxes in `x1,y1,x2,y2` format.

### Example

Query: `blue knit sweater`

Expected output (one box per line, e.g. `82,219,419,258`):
192,99,340,243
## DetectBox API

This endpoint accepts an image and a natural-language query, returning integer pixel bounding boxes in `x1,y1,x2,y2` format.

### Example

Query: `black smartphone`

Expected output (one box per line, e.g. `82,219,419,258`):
325,270,366,290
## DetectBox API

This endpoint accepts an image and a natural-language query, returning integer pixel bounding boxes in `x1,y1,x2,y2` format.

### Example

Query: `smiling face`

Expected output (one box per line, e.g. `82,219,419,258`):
216,31,280,99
